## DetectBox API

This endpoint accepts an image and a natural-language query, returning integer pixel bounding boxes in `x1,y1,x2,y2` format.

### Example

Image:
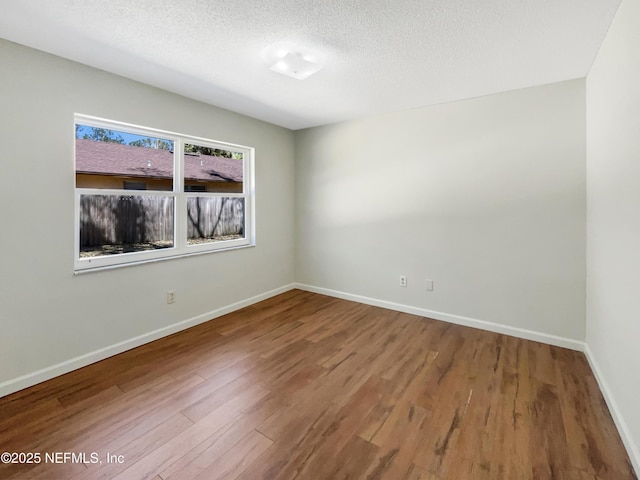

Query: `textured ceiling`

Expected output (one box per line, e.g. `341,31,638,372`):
0,0,622,130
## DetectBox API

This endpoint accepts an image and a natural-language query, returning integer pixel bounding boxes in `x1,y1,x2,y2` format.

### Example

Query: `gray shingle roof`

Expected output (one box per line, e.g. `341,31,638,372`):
75,139,243,183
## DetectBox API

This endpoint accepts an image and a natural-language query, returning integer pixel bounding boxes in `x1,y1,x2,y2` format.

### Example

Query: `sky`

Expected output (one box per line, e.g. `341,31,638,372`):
76,124,174,149
75,124,242,158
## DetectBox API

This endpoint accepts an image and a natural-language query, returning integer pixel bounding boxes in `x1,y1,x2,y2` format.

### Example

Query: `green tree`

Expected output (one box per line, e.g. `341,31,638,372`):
184,143,242,159
128,138,173,150
79,126,125,144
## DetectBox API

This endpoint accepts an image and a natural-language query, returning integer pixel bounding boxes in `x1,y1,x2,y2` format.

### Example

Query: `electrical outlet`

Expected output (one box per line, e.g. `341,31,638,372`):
167,290,176,304
400,275,407,287
425,279,434,291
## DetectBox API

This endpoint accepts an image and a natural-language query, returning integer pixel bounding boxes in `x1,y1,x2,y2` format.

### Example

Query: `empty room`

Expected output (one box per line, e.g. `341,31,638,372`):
0,0,638,479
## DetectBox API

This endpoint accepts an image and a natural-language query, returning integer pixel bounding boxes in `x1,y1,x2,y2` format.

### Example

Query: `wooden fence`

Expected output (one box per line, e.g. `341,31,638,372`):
187,197,244,240
80,195,244,247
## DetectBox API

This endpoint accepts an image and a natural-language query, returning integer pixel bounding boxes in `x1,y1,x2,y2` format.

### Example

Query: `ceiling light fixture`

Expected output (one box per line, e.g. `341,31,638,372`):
269,52,322,80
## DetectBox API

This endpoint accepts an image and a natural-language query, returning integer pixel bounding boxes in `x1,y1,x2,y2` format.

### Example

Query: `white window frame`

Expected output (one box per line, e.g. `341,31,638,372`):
74,114,255,272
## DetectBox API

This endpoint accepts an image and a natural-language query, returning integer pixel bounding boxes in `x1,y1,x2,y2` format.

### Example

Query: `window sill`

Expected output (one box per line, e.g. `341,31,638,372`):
73,242,255,275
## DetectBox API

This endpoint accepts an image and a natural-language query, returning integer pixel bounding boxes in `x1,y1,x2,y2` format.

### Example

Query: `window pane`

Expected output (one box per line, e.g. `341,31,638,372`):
187,197,245,245
123,181,147,190
184,143,243,193
79,194,174,257
75,125,174,191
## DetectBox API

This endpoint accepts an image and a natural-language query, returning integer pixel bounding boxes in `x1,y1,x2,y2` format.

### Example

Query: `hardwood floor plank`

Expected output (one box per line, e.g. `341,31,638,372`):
0,290,635,480
0,396,65,437
403,464,442,480
70,413,194,480
191,429,273,480
362,400,431,480
109,384,269,480
1,374,205,456
319,434,379,480
241,401,342,479
160,416,265,480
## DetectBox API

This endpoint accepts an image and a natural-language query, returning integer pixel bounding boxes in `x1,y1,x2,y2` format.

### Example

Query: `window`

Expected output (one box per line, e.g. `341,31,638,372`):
184,184,206,192
74,115,254,271
123,181,148,190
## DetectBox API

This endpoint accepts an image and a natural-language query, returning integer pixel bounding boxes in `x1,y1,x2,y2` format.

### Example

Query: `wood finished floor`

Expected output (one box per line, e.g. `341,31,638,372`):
0,289,635,480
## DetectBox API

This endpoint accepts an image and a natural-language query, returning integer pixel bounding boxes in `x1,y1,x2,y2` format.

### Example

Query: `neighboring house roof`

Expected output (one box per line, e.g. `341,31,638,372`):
75,138,243,183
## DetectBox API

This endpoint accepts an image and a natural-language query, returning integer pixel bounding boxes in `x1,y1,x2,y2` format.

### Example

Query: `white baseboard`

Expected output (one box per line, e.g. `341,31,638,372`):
0,283,296,399
295,283,585,352
584,345,640,477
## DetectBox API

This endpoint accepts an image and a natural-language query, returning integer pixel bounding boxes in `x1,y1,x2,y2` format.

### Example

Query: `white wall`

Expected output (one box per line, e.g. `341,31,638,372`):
586,0,640,470
0,19,637,472
0,40,295,394
295,80,586,345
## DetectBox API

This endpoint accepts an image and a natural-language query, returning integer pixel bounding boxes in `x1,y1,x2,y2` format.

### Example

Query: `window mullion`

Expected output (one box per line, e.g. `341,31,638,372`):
174,138,186,253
